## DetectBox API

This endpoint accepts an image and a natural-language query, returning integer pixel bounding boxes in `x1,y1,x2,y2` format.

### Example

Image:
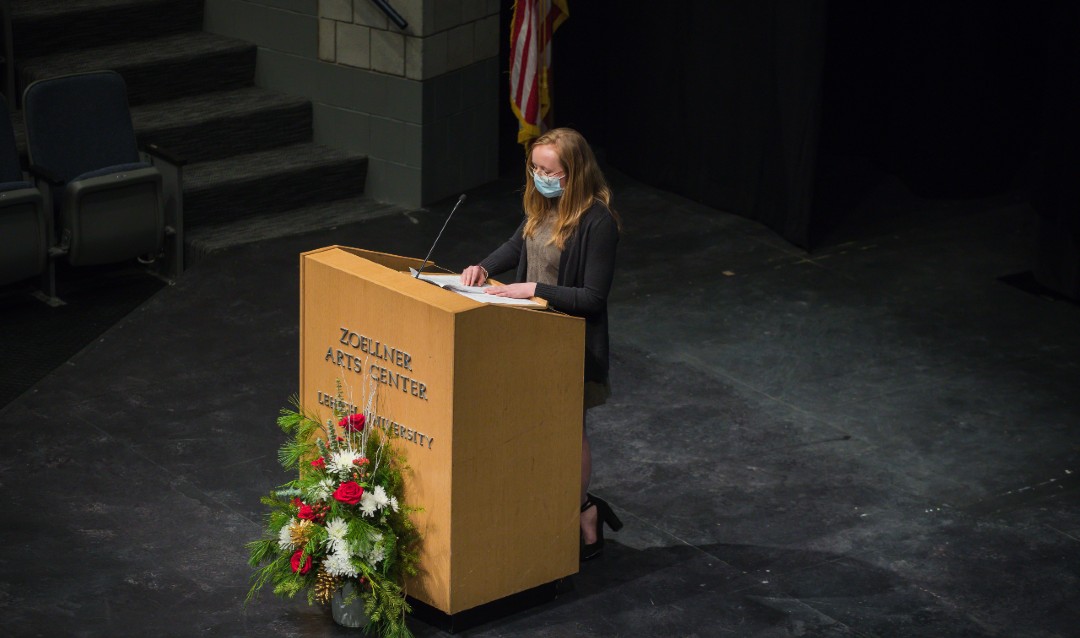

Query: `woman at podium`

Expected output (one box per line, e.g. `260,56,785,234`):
461,128,624,560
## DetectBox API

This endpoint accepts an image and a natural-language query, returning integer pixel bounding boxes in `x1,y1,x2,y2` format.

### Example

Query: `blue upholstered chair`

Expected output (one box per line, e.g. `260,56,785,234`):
0,96,47,287
23,70,183,300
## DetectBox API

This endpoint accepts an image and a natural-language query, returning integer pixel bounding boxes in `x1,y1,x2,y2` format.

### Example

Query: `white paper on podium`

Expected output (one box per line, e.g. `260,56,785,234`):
409,270,543,307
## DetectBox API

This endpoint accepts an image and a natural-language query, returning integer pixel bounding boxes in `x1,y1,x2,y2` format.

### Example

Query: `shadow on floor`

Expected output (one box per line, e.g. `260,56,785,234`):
0,262,165,408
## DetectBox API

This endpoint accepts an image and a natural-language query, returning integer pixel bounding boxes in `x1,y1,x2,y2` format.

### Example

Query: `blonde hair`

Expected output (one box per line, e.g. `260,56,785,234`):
523,128,620,249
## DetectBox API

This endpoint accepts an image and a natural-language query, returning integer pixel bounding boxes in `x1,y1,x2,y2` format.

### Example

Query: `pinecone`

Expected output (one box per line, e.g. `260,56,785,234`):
288,519,314,546
315,568,342,605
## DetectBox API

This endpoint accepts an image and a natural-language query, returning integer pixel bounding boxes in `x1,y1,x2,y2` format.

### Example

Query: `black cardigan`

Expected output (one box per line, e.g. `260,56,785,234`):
479,202,619,384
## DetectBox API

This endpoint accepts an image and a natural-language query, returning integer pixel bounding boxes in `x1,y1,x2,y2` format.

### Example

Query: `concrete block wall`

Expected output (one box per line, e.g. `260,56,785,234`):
205,0,501,208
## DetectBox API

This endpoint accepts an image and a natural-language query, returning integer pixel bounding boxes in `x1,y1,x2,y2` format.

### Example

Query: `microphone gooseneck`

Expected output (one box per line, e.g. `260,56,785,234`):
415,193,467,278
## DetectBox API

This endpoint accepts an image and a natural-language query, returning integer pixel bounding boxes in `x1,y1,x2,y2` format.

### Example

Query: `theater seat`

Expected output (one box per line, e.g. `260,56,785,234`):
23,70,183,300
0,96,47,287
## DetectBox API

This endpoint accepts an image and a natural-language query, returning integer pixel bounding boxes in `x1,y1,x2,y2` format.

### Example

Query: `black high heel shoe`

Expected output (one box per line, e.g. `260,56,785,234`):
580,493,624,561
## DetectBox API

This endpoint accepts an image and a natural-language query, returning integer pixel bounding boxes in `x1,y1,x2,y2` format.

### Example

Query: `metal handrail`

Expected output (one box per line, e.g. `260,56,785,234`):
370,0,408,30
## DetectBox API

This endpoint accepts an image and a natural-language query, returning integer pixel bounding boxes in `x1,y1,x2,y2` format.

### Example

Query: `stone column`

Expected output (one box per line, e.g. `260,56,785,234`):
316,0,501,206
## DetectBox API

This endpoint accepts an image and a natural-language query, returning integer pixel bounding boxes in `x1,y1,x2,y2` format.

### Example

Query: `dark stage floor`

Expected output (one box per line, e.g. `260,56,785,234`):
1,168,1078,637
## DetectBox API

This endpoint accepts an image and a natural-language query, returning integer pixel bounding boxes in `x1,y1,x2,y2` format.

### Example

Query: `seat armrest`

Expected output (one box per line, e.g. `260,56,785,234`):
28,164,64,185
142,142,187,167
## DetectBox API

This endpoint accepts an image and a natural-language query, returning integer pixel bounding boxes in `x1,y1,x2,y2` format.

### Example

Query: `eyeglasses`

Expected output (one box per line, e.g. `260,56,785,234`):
530,165,564,179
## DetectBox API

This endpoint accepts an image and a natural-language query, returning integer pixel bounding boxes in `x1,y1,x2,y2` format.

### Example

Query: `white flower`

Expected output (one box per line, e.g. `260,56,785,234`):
370,485,390,509
323,520,349,554
359,490,379,517
367,543,386,566
329,449,362,475
324,517,349,553
365,534,386,566
357,486,390,518
324,550,359,578
325,517,348,541
388,496,399,512
277,524,294,550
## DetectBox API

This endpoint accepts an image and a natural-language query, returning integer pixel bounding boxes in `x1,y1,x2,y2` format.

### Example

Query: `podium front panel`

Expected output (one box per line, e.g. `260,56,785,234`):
300,247,584,614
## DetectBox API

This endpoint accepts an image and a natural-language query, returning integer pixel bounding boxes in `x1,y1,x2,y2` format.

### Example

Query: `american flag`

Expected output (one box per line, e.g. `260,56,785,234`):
509,0,568,146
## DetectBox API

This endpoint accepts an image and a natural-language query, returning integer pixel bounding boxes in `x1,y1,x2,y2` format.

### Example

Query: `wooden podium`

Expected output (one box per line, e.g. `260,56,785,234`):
299,246,585,616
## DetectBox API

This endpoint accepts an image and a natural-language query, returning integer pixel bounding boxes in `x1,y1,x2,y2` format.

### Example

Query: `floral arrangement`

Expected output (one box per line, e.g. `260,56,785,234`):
246,393,421,637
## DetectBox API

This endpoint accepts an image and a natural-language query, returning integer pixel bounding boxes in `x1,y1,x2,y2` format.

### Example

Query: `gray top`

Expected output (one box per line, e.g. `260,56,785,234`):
525,212,562,286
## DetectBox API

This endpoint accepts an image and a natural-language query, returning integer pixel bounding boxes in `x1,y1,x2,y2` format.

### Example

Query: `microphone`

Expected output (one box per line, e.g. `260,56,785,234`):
415,194,466,278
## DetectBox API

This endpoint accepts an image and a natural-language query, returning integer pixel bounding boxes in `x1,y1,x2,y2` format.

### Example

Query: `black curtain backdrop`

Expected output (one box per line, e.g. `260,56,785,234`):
819,2,1043,198
506,1,1070,261
1031,2,1080,299
555,0,827,248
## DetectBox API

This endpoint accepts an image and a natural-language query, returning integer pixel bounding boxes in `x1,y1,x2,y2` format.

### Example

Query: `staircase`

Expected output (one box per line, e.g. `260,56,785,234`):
9,0,406,262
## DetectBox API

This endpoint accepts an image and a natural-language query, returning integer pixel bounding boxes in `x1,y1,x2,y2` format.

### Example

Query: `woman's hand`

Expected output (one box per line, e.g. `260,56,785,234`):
485,282,537,299
461,265,488,286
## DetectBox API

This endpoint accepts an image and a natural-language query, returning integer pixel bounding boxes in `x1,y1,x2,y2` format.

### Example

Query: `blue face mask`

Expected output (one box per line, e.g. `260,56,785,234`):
533,172,564,198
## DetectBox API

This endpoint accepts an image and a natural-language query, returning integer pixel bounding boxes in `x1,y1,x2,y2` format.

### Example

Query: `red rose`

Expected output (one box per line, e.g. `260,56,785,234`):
290,550,312,574
333,480,364,505
291,497,302,507
297,504,316,520
338,413,366,432
310,457,326,470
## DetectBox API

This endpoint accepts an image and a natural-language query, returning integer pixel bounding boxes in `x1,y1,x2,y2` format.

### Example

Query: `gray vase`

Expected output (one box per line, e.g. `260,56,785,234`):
331,581,368,628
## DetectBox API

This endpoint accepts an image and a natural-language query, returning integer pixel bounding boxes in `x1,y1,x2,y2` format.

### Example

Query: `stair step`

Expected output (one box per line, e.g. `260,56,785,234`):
19,32,255,106
185,197,410,260
132,87,312,163
11,0,204,60
6,86,307,162
183,143,369,227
